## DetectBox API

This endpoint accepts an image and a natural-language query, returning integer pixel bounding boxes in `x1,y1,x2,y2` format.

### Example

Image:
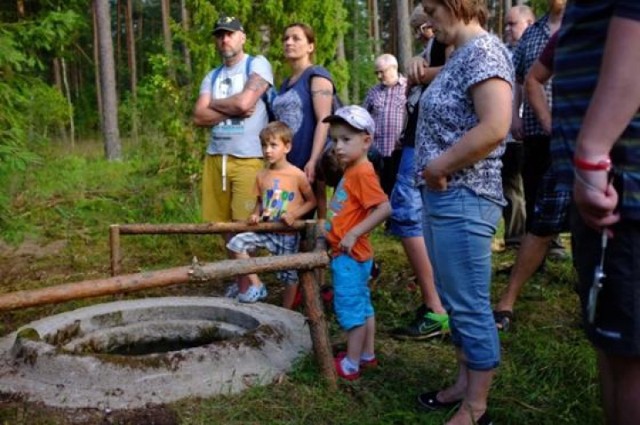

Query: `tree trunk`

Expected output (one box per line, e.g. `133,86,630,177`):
116,0,122,85
352,0,360,102
335,32,349,104
52,58,69,143
396,0,412,74
125,0,138,141
137,0,144,80
370,0,381,56
161,0,175,81
16,0,25,19
93,2,103,129
61,56,76,148
180,0,192,78
94,0,122,160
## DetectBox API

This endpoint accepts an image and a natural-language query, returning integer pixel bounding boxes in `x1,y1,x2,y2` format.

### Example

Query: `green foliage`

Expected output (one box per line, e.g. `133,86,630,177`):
529,0,551,17
0,7,83,181
130,54,201,190
344,0,378,103
186,0,348,91
0,20,72,206
12,10,84,69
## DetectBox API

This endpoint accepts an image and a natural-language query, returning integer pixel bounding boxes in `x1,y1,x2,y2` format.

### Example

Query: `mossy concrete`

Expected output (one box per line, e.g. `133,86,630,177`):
0,297,311,410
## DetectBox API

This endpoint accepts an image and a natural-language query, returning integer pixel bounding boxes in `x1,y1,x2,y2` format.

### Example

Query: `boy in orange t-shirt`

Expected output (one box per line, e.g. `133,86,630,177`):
227,122,316,308
322,105,391,380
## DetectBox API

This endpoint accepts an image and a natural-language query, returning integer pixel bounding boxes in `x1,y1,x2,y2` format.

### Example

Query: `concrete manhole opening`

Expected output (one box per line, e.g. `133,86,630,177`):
0,297,312,410
46,305,261,356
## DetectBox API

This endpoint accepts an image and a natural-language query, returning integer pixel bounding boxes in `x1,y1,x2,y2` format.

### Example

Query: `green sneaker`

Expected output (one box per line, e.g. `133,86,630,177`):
391,310,450,340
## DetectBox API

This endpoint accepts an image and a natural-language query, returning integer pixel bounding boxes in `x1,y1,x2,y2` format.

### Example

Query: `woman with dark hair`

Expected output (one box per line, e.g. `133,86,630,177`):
414,1,513,424
271,23,335,188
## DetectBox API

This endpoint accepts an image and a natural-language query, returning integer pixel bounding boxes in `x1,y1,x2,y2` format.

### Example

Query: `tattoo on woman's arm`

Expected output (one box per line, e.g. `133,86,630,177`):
311,89,333,98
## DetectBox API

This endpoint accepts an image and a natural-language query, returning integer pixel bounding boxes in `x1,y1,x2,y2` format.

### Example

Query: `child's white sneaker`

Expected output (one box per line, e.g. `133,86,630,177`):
238,284,268,303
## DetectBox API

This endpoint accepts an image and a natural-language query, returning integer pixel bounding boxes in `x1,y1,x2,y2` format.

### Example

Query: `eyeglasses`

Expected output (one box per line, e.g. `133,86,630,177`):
415,23,432,35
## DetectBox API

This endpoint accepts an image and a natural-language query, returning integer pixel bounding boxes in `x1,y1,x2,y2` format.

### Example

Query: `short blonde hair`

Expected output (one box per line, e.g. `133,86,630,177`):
259,121,293,146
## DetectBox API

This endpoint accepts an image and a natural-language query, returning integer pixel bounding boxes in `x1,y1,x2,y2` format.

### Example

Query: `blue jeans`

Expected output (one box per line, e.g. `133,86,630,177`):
389,147,424,238
421,186,502,370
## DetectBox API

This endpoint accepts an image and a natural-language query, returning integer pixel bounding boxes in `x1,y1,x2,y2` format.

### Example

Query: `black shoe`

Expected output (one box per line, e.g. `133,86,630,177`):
477,412,493,425
416,390,462,411
412,303,429,320
391,309,450,340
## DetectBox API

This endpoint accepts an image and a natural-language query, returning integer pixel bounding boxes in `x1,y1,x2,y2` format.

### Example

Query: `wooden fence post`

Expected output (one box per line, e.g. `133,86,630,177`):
109,224,121,276
300,222,337,388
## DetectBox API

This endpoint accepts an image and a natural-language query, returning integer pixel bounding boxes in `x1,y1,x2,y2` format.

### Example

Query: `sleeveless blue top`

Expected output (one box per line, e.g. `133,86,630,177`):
272,66,334,169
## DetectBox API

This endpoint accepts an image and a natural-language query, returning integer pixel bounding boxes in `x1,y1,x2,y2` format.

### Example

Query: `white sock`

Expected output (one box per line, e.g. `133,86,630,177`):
340,356,359,373
360,353,375,362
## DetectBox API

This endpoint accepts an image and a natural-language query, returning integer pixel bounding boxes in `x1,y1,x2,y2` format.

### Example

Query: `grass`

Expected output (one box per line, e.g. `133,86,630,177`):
0,140,602,424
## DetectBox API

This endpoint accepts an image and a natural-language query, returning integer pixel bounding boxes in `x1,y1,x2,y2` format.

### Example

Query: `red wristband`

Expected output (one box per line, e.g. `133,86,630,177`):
574,156,611,171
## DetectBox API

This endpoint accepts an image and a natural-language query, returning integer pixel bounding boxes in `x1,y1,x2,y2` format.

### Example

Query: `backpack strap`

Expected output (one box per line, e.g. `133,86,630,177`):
245,54,254,76
209,65,223,95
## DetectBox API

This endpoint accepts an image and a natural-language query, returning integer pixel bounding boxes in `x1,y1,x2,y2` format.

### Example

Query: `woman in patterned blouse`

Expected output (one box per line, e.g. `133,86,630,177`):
414,1,514,424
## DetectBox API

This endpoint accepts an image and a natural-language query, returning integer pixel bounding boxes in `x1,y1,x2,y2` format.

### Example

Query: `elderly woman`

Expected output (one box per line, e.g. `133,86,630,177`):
415,1,513,424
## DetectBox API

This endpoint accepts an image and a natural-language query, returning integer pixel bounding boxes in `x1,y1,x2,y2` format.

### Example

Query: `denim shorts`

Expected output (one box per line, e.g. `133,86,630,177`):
227,232,300,285
421,186,501,370
389,147,423,238
331,254,374,331
572,210,640,356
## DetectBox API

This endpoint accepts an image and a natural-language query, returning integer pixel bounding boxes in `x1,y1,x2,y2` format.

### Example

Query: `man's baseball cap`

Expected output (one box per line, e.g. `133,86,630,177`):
322,105,375,135
212,15,244,34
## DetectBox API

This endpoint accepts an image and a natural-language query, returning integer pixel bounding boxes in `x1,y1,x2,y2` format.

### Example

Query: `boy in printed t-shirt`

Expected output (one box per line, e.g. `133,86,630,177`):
226,122,316,308
322,106,391,380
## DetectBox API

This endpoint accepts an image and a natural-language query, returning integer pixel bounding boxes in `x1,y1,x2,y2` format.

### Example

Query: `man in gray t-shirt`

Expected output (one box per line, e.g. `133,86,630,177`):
193,15,274,233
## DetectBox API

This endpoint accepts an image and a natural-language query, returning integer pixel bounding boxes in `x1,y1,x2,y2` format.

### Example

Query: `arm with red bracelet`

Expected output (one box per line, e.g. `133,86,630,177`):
574,15,640,229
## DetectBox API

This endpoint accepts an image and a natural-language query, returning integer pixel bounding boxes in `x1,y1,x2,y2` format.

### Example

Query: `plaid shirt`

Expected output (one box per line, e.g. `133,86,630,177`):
513,15,552,137
363,76,407,157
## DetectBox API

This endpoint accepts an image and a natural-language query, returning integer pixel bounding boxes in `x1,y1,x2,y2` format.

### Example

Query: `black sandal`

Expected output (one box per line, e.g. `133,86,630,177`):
416,390,462,411
493,310,514,332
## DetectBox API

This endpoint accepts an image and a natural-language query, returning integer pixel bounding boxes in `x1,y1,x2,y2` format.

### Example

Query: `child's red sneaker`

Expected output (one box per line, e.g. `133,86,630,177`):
336,351,378,370
334,356,360,381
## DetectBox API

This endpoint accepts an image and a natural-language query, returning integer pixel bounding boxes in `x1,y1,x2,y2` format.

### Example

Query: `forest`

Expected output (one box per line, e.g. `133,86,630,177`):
0,1,603,424
0,0,547,201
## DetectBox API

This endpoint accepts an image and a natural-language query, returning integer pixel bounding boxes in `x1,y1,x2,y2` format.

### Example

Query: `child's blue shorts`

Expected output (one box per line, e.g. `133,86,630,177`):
331,254,374,330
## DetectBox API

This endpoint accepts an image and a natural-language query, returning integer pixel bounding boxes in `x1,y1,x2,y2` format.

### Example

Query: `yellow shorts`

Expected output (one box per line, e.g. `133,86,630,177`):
201,155,264,222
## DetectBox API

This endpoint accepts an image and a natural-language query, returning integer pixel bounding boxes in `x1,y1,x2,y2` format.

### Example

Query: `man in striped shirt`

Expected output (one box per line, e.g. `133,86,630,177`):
553,2,640,422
